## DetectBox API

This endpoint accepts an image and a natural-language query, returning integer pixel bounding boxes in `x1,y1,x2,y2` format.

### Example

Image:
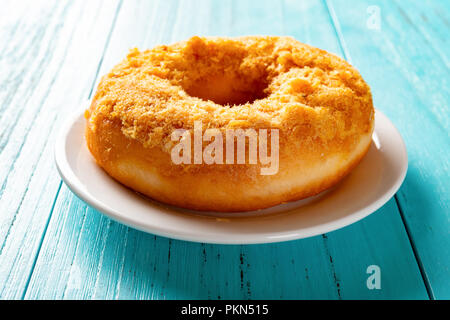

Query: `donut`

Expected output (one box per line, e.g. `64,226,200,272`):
85,36,374,212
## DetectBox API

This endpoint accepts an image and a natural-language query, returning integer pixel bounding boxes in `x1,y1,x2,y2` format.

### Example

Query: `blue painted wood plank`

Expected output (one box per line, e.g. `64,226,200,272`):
0,0,122,299
23,0,428,299
327,0,450,298
26,187,427,299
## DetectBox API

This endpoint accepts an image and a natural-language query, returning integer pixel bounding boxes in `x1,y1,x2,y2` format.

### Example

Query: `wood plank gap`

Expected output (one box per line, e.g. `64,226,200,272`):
321,234,342,299
20,1,124,299
395,195,435,300
0,1,81,251
19,180,63,300
88,0,124,99
323,0,352,62
324,0,434,300
0,0,67,118
61,204,90,299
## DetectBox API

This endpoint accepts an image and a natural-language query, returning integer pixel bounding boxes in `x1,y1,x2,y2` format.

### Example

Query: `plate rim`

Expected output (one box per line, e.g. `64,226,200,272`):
55,107,408,244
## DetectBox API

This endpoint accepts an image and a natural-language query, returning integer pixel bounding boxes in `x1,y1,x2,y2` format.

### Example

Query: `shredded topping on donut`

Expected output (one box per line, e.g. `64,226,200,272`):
87,36,374,153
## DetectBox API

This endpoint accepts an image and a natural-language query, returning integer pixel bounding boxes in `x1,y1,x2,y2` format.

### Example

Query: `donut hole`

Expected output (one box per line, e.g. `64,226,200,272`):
183,72,270,106
178,37,271,106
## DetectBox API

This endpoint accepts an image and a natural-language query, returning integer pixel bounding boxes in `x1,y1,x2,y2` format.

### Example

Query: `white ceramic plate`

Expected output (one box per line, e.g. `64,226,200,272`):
55,104,407,244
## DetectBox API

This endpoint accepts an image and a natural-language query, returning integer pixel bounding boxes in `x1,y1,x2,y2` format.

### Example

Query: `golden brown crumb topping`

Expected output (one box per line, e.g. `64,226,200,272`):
87,36,373,153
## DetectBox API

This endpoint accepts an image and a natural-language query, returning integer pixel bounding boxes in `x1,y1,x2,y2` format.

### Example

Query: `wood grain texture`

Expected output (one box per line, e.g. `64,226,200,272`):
327,0,449,299
25,186,427,299
0,0,121,299
0,0,446,299
22,0,427,300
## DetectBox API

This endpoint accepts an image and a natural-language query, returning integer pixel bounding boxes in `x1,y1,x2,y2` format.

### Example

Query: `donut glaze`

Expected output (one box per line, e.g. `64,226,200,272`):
86,36,374,212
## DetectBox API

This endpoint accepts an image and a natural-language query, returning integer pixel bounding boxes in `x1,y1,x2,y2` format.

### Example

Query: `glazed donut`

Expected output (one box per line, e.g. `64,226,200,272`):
85,36,374,212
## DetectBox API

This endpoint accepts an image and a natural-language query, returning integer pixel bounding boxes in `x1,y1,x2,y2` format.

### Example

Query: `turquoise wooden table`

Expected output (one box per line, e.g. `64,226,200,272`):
0,0,448,300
